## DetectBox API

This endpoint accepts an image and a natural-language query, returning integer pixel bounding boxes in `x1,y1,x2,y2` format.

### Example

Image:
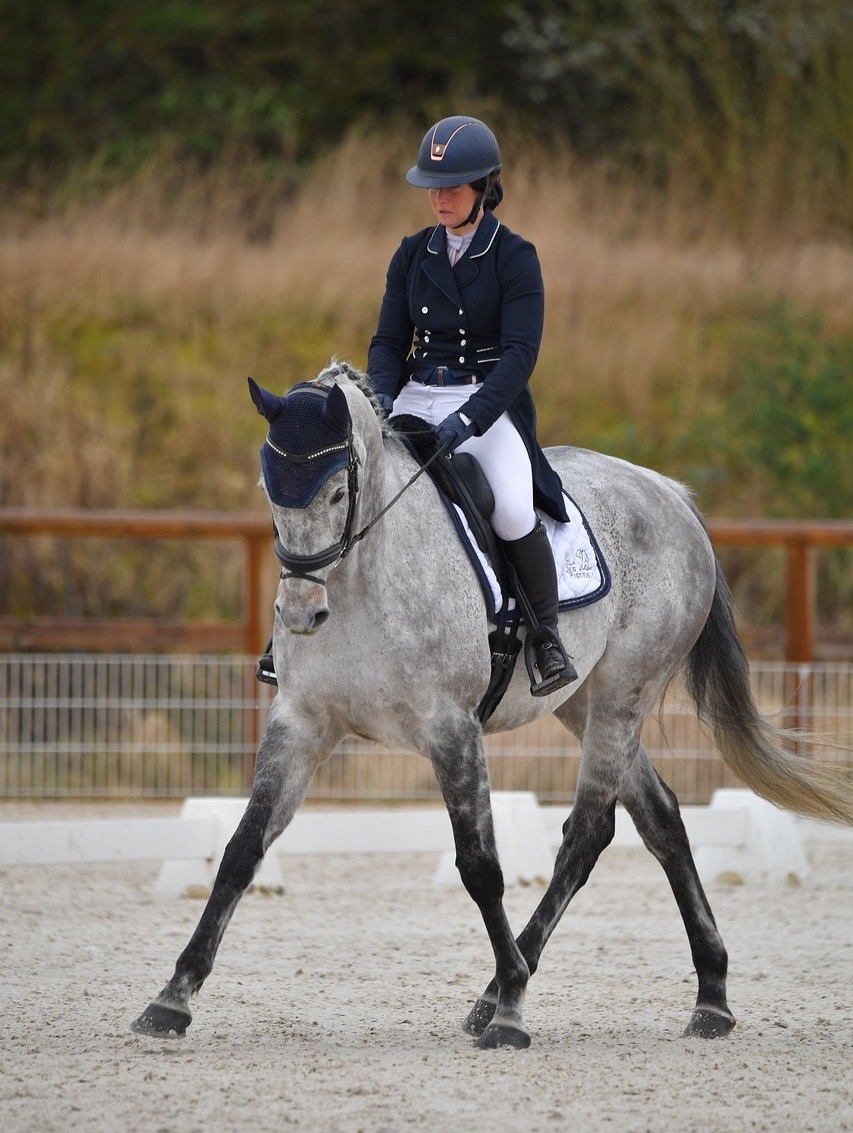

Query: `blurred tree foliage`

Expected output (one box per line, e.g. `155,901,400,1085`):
503,0,853,230
2,0,851,230
0,0,514,176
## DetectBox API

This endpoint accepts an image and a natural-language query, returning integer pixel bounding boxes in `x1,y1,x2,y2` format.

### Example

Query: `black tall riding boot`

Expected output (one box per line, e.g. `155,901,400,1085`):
503,521,578,696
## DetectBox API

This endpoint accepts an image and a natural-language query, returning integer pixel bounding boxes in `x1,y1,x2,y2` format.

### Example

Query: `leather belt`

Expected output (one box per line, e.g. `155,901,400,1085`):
413,367,483,387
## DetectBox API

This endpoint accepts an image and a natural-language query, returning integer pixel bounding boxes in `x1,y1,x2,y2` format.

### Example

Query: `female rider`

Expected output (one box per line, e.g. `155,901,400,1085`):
366,115,576,695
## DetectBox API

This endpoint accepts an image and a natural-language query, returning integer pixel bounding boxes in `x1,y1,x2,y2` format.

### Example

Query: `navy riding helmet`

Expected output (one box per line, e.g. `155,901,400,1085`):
406,116,501,188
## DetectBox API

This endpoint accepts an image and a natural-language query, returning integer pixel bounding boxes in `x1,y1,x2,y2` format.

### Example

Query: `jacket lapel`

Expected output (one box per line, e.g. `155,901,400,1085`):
457,211,499,289
421,212,501,302
422,225,460,305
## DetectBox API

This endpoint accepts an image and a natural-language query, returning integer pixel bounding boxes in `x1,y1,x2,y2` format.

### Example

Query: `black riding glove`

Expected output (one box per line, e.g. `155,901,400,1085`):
435,411,476,453
375,393,394,415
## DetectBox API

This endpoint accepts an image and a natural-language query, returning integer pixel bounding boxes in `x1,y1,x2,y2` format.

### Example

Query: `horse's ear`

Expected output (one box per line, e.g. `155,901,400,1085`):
247,376,282,422
322,383,351,435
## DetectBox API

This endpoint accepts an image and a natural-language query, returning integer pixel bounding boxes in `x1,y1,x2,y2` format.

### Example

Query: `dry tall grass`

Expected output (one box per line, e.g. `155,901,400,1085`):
4,134,850,433
1,130,850,623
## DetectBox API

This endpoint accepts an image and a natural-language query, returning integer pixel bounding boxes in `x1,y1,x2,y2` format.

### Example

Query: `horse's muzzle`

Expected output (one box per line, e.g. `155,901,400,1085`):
276,578,330,634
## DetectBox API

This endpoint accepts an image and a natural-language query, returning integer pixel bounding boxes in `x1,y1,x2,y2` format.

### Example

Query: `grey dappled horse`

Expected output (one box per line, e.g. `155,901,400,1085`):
132,360,853,1049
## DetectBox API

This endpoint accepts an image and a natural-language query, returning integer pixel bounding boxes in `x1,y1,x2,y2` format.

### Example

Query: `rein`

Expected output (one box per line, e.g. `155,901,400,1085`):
344,434,451,551
274,425,451,581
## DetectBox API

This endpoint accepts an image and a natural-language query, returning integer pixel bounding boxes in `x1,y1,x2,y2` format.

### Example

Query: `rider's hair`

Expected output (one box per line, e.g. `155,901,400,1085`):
455,171,503,228
469,170,503,211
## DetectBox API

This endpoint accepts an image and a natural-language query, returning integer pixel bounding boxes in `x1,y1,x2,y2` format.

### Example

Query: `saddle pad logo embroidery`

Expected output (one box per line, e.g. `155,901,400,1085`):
453,492,611,621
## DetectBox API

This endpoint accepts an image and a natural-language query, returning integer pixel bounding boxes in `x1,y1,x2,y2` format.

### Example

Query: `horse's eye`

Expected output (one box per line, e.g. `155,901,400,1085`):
331,486,346,505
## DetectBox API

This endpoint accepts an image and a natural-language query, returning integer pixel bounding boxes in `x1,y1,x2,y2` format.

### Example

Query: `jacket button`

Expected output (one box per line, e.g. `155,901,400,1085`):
460,338,466,346
422,306,429,314
459,356,465,364
458,308,464,315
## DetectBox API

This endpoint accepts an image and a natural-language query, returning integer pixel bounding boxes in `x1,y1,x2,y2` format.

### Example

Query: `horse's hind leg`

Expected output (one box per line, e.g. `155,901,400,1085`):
430,711,531,1049
131,715,320,1037
618,746,735,1037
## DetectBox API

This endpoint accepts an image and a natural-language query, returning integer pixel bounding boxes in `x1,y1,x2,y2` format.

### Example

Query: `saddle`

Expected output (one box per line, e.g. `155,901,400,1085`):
391,414,526,725
393,419,508,576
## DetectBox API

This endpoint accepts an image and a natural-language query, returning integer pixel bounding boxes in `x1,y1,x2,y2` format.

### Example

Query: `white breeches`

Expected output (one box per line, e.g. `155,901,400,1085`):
392,381,536,541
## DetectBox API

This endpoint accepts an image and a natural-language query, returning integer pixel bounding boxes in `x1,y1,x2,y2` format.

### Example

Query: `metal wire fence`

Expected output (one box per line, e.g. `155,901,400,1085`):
1,654,850,805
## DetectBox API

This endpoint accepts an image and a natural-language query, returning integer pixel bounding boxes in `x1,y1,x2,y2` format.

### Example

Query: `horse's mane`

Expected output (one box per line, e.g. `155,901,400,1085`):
316,358,396,436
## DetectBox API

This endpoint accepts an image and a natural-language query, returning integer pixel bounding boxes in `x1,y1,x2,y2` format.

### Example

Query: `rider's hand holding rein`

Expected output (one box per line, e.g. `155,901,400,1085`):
436,411,476,453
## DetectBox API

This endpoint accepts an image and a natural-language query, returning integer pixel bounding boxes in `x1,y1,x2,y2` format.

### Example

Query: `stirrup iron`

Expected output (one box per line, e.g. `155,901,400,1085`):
524,625,577,697
255,644,278,687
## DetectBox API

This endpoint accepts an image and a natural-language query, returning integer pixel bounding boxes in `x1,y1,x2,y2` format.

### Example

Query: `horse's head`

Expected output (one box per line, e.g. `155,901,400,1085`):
248,362,382,634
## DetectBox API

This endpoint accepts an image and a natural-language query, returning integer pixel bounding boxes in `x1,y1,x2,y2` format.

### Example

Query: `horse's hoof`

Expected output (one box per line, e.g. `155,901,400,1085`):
476,1020,531,1050
462,995,498,1037
131,1001,191,1038
683,1006,736,1039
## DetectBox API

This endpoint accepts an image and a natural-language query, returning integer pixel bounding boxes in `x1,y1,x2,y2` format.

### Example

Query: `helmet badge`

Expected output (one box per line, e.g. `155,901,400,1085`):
431,143,447,161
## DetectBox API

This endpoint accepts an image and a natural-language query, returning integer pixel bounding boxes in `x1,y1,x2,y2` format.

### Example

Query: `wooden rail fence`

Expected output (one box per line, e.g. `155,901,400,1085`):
0,510,850,662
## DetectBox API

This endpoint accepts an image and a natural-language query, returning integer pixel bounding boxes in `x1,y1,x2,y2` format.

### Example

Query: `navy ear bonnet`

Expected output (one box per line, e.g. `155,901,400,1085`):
248,378,352,508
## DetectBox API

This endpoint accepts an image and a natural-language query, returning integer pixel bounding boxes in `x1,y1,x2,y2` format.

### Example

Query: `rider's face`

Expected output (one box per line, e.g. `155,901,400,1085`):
427,185,480,232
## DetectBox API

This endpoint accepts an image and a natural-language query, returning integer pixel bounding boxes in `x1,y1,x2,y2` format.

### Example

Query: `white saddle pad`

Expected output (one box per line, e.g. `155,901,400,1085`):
453,491,609,619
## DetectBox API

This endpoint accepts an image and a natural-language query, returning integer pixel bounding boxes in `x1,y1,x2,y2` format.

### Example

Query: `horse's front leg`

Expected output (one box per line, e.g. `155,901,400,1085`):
430,712,531,1050
131,713,323,1037
462,699,629,1039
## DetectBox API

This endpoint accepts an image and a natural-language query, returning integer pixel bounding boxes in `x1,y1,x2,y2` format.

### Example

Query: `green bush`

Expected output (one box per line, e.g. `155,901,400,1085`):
682,305,852,518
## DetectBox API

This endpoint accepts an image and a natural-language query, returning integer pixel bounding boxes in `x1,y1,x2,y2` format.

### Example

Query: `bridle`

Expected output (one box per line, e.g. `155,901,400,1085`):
270,403,450,584
270,425,361,582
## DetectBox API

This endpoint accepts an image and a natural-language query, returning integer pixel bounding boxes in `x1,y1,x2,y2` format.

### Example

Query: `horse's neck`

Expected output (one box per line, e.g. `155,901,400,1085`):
346,437,422,584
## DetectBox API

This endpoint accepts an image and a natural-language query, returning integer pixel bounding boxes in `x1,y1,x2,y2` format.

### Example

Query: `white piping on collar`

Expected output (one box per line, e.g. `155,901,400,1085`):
426,224,444,254
470,219,500,258
426,218,501,257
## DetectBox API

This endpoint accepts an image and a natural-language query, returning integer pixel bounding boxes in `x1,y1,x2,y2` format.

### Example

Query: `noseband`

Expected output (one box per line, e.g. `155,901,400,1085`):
271,432,361,581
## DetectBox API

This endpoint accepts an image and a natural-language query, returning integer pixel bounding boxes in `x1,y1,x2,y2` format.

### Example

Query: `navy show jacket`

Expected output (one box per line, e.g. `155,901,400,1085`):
367,210,569,523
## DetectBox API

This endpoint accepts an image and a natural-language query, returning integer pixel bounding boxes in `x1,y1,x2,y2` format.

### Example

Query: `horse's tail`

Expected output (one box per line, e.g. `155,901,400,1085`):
684,553,853,825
